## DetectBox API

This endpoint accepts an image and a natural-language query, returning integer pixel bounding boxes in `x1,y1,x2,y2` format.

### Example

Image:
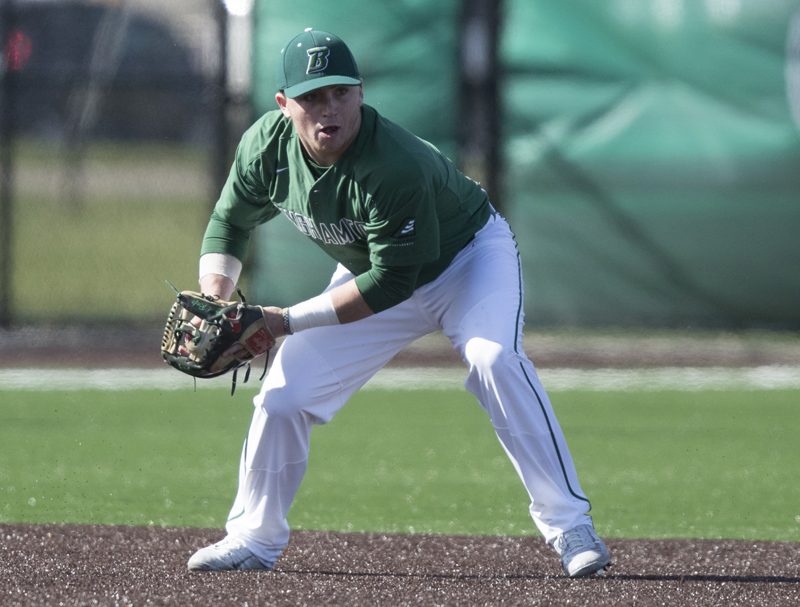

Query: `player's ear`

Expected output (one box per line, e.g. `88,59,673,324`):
275,91,291,118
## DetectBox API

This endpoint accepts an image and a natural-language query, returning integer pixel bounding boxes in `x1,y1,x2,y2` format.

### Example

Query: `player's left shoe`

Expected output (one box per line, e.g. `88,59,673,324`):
187,536,273,571
553,524,611,577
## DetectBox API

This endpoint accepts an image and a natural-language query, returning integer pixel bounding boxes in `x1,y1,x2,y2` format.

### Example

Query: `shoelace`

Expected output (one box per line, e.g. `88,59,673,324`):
556,526,597,558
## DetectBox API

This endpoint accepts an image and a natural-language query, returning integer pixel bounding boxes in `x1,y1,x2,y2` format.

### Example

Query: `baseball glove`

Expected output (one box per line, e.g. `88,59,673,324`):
161,282,275,394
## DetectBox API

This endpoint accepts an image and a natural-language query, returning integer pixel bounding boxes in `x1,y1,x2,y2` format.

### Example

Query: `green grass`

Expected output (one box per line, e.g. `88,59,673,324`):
8,139,216,323
1,387,799,541
559,391,800,540
11,138,208,166
0,389,250,528
13,196,206,321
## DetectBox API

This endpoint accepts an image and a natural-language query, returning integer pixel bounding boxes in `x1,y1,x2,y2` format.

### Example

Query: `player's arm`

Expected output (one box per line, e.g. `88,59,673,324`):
198,255,419,341
329,279,374,323
198,255,239,300
199,116,281,292
197,255,374,338
197,255,286,337
280,263,421,335
199,273,235,300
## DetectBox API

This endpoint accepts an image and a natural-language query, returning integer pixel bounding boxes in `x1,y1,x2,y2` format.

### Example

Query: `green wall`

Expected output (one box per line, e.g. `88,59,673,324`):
249,0,800,329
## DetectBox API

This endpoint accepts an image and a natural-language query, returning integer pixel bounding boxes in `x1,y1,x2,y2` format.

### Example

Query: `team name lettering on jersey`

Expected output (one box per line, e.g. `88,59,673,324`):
279,208,367,245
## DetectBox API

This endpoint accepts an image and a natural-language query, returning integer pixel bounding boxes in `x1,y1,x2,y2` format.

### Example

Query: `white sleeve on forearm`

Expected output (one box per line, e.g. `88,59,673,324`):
199,253,242,284
287,292,340,333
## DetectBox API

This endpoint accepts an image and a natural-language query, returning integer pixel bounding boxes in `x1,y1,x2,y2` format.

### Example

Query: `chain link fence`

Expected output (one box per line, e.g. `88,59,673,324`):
2,0,799,334
0,0,242,329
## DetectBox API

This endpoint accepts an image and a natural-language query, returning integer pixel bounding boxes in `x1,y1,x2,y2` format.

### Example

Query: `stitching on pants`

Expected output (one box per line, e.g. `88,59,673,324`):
246,457,309,474
519,361,591,506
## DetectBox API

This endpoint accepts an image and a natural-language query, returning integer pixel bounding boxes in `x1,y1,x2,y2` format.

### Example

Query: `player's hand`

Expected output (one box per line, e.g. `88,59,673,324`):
177,315,203,357
260,306,286,339
178,307,284,357
220,307,284,358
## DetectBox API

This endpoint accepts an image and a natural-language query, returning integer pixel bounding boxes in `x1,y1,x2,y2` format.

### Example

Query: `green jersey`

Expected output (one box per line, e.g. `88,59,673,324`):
202,104,491,312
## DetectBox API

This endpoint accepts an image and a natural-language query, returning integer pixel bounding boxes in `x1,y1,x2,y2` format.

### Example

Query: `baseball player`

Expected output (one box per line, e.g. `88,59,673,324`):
187,28,610,577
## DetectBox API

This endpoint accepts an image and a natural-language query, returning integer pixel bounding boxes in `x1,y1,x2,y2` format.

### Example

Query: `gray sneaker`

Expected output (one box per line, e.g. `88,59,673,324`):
552,524,610,577
187,536,273,571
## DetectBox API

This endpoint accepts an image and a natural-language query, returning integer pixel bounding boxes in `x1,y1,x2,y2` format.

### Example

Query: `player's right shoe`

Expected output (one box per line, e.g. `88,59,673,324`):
552,524,611,577
187,536,273,571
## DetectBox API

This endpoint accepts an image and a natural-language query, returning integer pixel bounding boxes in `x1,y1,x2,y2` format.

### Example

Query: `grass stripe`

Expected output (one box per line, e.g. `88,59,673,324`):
2,366,800,392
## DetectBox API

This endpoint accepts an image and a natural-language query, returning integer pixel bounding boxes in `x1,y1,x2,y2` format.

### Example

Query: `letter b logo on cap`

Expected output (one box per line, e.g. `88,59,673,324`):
306,47,330,74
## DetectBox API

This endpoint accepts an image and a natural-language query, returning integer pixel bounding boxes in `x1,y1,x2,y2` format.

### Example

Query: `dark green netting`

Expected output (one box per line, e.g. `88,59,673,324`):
503,0,800,328
250,0,800,328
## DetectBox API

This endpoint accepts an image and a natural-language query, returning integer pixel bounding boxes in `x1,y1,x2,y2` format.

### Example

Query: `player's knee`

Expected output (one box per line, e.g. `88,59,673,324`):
256,384,307,420
464,337,508,376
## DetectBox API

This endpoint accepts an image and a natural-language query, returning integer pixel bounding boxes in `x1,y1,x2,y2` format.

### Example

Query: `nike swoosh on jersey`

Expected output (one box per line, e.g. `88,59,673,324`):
276,167,289,173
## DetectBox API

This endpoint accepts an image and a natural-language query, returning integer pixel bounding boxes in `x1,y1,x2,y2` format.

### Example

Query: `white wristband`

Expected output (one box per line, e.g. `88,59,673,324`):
199,253,242,285
287,292,340,333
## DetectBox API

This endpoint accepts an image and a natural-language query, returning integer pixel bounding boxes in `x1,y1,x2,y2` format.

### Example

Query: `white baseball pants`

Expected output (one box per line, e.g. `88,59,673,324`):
225,214,594,566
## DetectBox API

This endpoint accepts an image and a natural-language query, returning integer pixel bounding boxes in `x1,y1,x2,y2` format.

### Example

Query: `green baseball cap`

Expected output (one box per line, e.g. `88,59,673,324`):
276,28,361,98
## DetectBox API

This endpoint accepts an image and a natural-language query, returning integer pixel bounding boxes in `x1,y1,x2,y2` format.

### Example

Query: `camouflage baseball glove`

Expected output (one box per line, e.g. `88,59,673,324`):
161,283,275,394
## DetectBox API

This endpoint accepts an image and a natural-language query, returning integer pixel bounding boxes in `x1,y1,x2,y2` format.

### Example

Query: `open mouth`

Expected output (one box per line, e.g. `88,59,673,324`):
319,125,340,137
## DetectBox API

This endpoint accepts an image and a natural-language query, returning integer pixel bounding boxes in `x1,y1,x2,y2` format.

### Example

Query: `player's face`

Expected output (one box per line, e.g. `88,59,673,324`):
276,84,364,167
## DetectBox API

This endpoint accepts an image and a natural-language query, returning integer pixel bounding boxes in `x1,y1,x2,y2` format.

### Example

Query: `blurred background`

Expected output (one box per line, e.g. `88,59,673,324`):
0,0,799,358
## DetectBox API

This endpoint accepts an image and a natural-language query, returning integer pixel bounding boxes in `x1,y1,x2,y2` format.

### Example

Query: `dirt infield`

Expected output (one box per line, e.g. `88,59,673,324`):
2,524,799,606
3,329,800,605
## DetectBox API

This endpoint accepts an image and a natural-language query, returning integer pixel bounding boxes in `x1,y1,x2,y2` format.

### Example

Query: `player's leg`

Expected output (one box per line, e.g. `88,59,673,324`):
192,265,435,570
417,214,607,574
